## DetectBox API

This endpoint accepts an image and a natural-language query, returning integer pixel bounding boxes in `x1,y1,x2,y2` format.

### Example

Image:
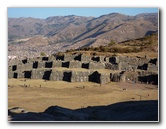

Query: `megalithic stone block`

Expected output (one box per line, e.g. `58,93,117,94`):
50,70,64,81
18,71,24,78
99,73,110,84
8,65,12,72
22,63,33,70
105,57,110,63
71,71,90,82
37,69,45,79
17,64,24,71
105,63,120,70
120,74,126,82
38,61,45,69
81,54,91,62
52,60,62,68
73,54,91,62
8,71,14,78
69,61,82,68
89,62,105,69
147,63,158,71
64,54,75,61
31,69,44,79
31,69,36,79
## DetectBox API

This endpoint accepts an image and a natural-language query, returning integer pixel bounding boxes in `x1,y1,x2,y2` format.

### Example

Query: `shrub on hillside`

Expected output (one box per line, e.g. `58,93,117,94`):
108,40,116,46
40,52,46,56
56,52,64,56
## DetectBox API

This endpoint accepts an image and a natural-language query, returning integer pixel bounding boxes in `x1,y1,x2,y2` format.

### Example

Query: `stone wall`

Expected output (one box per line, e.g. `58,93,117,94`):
69,61,82,68
105,63,119,70
71,71,90,82
8,54,158,72
99,73,110,84
8,53,158,85
88,62,105,69
50,70,64,81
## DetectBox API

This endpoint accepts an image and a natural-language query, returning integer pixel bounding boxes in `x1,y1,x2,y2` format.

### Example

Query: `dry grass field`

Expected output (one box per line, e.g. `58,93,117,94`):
8,78,158,112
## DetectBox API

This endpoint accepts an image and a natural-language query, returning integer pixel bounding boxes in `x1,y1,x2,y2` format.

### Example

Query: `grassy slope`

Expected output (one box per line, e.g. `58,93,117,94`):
64,34,158,58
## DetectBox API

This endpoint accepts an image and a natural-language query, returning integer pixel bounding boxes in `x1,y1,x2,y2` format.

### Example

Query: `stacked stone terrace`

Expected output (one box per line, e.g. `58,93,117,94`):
8,53,158,85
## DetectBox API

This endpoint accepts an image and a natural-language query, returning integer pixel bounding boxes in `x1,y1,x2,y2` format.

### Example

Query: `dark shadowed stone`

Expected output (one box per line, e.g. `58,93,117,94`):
45,61,53,68
89,71,100,83
24,70,32,79
13,72,18,78
10,112,56,121
22,59,28,64
8,100,158,121
82,63,89,69
42,70,52,80
137,63,148,70
138,74,158,85
12,65,17,71
64,54,75,61
75,100,158,121
42,57,49,61
62,61,69,68
44,106,90,121
33,61,38,69
112,73,120,82
63,71,72,82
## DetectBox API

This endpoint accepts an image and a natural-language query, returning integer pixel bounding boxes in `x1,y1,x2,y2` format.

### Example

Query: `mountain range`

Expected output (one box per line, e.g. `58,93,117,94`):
8,12,158,55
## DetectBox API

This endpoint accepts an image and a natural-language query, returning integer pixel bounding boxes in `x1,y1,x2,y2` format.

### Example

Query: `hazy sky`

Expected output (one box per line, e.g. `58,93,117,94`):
8,7,158,19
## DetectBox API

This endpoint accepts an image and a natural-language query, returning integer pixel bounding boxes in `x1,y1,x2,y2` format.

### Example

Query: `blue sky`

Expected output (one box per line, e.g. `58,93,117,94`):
8,7,158,19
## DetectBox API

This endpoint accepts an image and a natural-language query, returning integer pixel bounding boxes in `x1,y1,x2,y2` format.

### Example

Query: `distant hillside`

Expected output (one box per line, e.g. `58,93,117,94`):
8,13,158,44
8,12,158,58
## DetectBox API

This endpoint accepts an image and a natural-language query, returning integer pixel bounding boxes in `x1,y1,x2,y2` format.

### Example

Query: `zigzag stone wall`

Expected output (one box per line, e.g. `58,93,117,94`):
8,54,158,84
